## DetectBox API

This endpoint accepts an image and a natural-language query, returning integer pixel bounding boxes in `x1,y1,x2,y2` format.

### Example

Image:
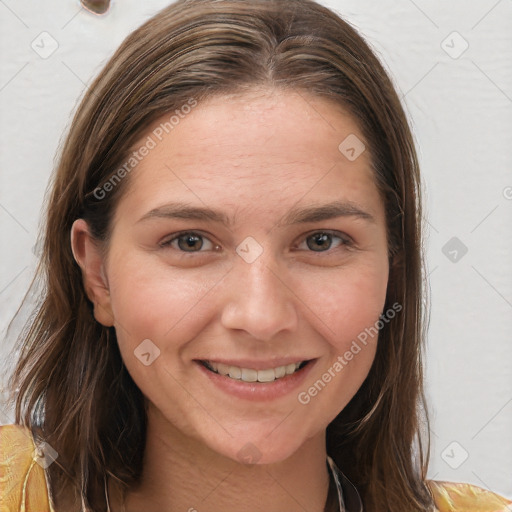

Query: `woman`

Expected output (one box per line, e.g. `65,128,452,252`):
1,0,510,511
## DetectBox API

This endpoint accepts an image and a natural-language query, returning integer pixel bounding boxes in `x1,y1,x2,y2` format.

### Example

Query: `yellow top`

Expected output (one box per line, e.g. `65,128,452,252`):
1,424,511,512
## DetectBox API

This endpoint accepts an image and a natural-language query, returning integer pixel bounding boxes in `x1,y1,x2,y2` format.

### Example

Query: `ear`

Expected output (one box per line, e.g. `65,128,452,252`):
70,219,114,327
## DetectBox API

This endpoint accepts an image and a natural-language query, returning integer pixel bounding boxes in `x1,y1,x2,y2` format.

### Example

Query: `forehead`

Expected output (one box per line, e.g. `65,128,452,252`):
149,88,364,166
115,88,382,224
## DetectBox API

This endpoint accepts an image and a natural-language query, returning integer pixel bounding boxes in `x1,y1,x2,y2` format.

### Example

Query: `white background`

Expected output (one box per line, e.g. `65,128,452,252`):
1,0,511,500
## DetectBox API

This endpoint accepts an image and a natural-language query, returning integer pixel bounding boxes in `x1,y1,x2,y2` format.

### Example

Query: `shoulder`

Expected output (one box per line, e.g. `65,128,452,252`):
428,479,512,512
0,423,55,512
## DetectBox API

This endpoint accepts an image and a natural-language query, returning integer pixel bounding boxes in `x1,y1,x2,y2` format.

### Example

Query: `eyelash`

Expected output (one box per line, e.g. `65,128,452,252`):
158,230,354,255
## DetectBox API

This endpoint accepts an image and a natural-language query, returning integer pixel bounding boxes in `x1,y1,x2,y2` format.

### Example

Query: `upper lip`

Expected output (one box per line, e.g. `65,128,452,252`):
196,358,315,371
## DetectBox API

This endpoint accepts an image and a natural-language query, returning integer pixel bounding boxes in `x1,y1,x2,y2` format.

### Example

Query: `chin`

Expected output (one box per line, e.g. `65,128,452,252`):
200,423,315,466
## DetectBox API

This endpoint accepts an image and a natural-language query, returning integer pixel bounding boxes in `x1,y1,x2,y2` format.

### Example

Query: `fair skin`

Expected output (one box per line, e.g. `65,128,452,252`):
71,88,389,512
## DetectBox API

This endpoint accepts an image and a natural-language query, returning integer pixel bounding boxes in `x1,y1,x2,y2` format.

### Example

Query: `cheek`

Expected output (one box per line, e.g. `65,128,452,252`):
296,259,389,351
105,253,220,352
293,263,388,415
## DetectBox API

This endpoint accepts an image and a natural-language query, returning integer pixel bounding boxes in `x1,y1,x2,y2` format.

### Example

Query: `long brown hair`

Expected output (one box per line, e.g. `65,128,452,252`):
8,0,434,510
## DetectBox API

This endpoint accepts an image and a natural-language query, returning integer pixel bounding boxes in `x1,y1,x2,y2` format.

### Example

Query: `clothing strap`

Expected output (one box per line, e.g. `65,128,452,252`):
327,455,363,512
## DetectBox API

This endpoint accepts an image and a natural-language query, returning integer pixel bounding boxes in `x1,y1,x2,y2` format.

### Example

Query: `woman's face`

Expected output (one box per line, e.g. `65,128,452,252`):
90,88,389,464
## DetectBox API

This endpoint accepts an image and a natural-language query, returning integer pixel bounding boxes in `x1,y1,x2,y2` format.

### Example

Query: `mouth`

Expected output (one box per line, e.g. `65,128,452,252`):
198,359,312,383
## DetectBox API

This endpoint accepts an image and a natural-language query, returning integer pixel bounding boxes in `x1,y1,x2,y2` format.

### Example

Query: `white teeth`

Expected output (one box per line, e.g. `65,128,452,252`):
274,365,286,379
217,363,230,376
229,366,242,379
256,369,276,383
204,360,306,382
241,368,258,382
285,363,296,375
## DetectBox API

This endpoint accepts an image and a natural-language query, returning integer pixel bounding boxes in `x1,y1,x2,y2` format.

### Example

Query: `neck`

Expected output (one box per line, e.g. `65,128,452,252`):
113,404,331,512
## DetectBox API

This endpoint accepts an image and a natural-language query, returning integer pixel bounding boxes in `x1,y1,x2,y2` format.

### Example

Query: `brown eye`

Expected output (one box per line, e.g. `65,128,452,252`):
178,233,203,252
160,232,217,253
298,231,352,253
307,233,333,252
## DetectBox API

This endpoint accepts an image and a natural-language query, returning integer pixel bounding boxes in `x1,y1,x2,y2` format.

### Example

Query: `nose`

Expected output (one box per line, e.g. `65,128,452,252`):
220,252,298,342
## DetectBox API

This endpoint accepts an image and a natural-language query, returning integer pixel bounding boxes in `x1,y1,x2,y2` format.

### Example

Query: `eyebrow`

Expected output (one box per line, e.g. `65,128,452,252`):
137,200,376,227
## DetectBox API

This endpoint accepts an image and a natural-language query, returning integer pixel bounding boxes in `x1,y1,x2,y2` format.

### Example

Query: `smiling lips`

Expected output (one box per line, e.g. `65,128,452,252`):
200,360,310,383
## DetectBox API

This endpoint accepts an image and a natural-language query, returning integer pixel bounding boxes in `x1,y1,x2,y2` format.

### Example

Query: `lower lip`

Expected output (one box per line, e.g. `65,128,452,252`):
195,360,317,401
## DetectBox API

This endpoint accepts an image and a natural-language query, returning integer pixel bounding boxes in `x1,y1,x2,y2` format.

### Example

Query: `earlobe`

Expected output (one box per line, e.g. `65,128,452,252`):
70,219,115,327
